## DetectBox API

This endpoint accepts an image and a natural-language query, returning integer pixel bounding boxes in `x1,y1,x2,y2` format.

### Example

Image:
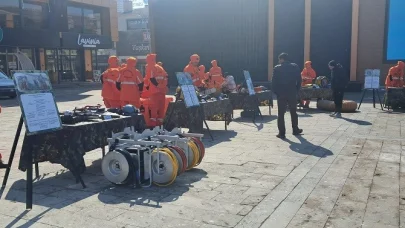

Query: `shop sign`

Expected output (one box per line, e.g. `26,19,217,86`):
61,32,112,49
127,18,149,30
77,34,101,48
117,31,151,56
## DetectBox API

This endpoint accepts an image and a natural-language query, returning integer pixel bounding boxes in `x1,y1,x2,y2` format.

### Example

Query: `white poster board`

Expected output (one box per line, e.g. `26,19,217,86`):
176,72,200,108
12,71,62,135
364,69,380,89
243,70,255,96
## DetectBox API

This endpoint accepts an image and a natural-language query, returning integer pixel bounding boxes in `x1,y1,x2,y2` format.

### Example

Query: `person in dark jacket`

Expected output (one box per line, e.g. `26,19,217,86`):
329,60,348,118
272,53,303,139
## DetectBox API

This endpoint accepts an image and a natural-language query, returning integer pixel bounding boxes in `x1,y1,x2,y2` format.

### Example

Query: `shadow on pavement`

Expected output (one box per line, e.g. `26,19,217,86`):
341,117,372,125
202,129,237,148
284,135,333,158
2,157,207,227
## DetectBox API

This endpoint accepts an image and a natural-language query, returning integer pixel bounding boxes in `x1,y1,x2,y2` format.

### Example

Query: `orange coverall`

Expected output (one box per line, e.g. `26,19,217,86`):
300,61,317,107
119,57,144,108
207,60,225,89
101,56,121,108
301,61,317,86
184,54,204,87
145,53,168,125
385,61,405,88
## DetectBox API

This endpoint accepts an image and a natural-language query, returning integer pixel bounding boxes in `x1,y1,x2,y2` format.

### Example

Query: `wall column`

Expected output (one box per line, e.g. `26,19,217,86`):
268,0,275,80
304,0,311,64
350,0,360,81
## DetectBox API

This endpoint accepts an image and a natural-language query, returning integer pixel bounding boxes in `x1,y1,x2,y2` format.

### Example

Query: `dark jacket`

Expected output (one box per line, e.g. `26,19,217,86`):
330,64,348,90
272,61,302,97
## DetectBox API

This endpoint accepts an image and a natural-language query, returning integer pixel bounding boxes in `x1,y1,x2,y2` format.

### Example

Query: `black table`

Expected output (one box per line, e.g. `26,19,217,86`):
384,87,405,109
164,99,233,134
228,90,273,115
19,114,146,177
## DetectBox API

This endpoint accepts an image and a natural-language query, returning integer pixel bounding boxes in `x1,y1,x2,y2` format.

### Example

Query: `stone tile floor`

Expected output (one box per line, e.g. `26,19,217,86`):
0,87,404,228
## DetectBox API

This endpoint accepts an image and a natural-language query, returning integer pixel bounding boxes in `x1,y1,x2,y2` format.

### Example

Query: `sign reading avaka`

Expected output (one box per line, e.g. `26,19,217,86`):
77,34,101,48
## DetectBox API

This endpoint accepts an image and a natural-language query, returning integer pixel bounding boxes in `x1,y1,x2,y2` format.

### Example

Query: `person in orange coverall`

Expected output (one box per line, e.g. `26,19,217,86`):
118,57,144,108
101,56,121,108
198,65,208,88
184,54,205,88
385,61,405,88
144,53,168,125
207,60,225,90
300,61,317,108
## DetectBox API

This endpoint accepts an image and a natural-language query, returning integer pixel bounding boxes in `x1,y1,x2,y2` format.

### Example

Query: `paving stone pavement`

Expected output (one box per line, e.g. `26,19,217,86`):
0,88,404,228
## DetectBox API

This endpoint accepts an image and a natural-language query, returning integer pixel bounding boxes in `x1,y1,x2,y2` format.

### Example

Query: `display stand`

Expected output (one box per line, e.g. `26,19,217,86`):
243,71,263,123
165,73,214,140
358,69,383,110
0,71,85,210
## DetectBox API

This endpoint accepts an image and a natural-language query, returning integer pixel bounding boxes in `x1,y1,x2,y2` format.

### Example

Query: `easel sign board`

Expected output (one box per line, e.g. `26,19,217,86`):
12,71,62,135
364,69,380,89
243,70,255,96
175,72,200,108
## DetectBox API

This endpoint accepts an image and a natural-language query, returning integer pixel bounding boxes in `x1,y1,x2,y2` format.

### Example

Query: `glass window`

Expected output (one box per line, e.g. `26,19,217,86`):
0,0,21,28
67,5,102,35
83,8,101,35
67,6,83,33
23,1,49,29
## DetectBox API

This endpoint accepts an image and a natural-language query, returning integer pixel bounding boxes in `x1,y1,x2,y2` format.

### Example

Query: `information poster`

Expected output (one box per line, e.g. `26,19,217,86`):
243,70,255,96
175,72,200,108
12,71,62,135
364,69,380,89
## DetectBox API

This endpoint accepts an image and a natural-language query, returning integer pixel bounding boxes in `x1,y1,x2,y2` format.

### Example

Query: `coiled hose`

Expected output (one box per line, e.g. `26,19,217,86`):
186,140,200,170
152,147,178,187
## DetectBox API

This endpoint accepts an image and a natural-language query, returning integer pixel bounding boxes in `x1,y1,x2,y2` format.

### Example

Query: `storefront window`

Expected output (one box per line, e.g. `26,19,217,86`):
67,5,102,35
67,6,83,33
22,1,49,29
45,49,57,72
58,49,82,81
19,48,35,67
0,0,21,28
83,8,101,35
91,49,109,73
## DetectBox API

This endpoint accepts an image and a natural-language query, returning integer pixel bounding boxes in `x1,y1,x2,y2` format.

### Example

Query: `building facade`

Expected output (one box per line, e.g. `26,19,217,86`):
0,0,118,83
150,0,403,89
116,0,150,75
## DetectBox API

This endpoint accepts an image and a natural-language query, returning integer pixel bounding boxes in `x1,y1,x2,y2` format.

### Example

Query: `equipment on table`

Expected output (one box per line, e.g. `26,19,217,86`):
102,127,205,188
122,104,139,116
315,76,329,88
60,104,107,124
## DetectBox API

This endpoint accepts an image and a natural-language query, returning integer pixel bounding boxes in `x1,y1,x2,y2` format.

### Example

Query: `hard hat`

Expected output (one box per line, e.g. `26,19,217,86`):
122,105,138,116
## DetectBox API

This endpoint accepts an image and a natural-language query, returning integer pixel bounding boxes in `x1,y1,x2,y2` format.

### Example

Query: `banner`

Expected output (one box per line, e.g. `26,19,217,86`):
176,72,200,108
364,69,380,89
12,71,62,135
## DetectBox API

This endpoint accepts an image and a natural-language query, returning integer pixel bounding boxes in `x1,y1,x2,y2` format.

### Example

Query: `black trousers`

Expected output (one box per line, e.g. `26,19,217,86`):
277,95,299,135
333,89,344,112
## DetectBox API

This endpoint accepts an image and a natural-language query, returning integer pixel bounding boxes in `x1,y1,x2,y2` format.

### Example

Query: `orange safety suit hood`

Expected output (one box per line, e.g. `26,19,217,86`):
305,61,312,69
211,60,218,67
190,54,200,65
199,65,206,72
157,62,163,66
398,61,405,70
146,54,157,65
108,56,119,68
127,57,137,68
